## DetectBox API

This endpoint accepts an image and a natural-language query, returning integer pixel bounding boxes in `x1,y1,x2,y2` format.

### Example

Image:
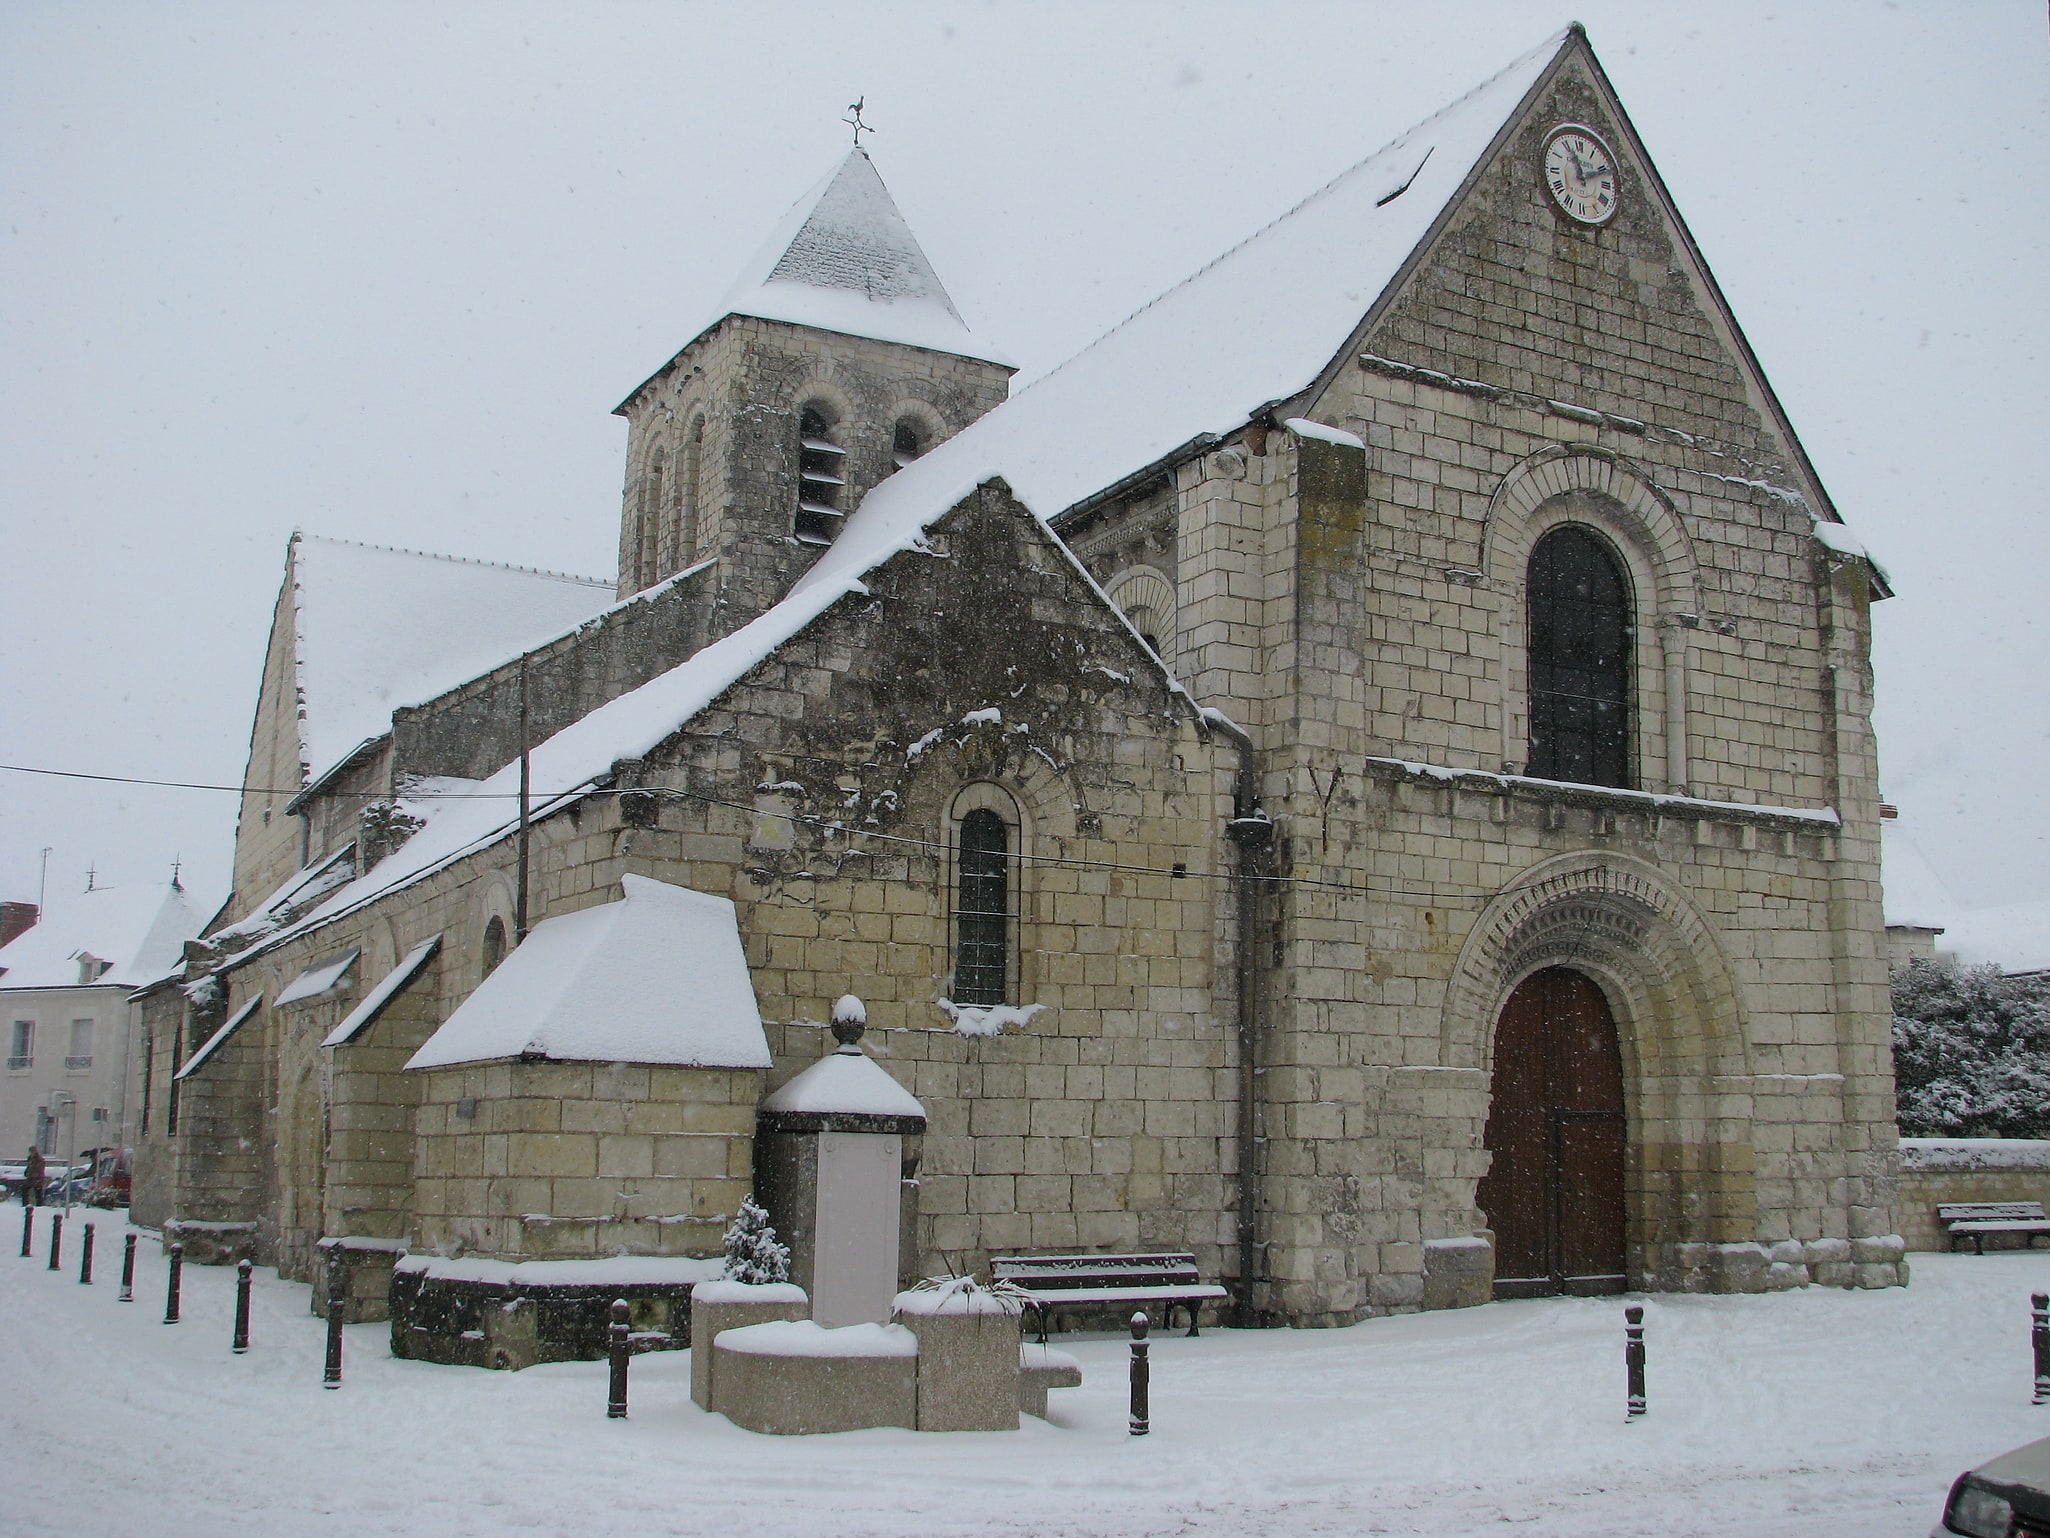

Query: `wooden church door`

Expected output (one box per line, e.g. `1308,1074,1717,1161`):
1478,968,1627,1299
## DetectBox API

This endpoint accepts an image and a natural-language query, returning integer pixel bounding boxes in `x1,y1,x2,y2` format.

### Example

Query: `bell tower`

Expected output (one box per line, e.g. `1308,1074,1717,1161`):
612,149,1013,633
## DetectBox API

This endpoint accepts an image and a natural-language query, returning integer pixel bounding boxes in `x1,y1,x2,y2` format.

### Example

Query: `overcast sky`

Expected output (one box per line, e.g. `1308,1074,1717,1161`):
3,1,2045,922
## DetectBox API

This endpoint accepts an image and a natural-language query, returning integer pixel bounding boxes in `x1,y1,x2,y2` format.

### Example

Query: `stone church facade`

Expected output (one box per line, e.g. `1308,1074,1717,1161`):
131,25,1904,1331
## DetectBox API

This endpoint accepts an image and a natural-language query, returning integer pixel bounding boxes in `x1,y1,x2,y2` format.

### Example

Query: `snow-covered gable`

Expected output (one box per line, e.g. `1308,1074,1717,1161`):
685,148,1008,368
824,30,1567,540
0,881,212,991
405,875,771,1071
290,535,614,788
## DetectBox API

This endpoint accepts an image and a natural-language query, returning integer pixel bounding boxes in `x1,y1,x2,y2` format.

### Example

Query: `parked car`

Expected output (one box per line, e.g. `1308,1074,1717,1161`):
0,1158,94,1202
1934,1433,2050,1536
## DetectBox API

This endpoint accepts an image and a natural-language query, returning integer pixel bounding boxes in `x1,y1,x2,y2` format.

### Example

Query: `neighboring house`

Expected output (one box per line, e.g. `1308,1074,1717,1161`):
1939,901,2050,981
135,25,1905,1321
0,880,212,1162
1881,817,1954,967
1881,817,2048,978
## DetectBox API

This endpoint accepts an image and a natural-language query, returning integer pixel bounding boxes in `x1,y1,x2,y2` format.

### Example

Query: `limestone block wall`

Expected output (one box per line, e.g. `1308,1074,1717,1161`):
615,316,1012,623
389,566,720,784
230,555,315,926
162,996,269,1235
323,954,443,1246
409,1063,760,1260
1897,1141,2050,1251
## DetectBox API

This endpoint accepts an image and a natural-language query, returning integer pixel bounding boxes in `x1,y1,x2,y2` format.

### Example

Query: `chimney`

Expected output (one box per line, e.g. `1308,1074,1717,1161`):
0,901,38,949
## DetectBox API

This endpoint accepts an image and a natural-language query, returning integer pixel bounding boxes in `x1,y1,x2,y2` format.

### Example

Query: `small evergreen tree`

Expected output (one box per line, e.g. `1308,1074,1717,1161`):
721,1193,791,1284
1892,956,2050,1139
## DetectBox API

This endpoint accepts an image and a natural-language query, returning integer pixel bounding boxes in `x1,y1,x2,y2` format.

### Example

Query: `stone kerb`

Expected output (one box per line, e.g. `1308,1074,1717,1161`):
689,1280,810,1410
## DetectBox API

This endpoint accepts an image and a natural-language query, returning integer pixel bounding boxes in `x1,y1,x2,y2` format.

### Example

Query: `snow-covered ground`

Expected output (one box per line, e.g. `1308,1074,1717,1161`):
3,1213,2045,1536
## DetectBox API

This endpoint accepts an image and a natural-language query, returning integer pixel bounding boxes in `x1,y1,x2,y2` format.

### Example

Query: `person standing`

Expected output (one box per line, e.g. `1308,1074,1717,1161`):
23,1145,45,1208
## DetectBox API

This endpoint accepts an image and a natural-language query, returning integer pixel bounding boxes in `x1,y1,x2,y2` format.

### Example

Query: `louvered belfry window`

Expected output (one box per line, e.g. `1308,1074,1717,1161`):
795,406,846,543
954,808,1010,1007
1527,525,1632,789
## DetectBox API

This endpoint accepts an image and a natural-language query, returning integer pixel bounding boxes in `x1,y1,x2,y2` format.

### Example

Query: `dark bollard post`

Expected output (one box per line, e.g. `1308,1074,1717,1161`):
1129,1311,1151,1436
79,1222,94,1284
1625,1304,1647,1420
2032,1292,2048,1406
19,1204,31,1258
47,1211,62,1271
233,1259,253,1353
322,1260,346,1389
119,1233,136,1301
607,1299,631,1419
164,1243,183,1324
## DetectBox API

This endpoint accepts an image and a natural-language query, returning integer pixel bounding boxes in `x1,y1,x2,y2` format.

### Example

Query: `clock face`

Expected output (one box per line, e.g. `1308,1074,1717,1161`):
1543,125,1619,225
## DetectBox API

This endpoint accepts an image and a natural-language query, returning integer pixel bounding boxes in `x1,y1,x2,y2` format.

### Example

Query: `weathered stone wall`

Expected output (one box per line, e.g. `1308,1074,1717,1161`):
390,565,721,784
409,1063,759,1259
323,953,442,1246
229,550,312,927
614,315,1012,628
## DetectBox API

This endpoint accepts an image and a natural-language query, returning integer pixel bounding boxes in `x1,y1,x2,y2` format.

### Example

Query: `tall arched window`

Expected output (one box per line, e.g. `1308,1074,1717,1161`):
953,808,1010,1006
1527,525,1632,788
795,405,845,543
640,448,665,586
680,416,704,561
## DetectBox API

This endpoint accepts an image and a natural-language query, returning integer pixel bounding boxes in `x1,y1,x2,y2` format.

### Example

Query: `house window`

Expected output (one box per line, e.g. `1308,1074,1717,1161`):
1527,524,1632,788
795,406,846,544
482,916,507,980
7,1020,30,1070
892,417,929,468
954,808,1011,1007
66,1019,92,1071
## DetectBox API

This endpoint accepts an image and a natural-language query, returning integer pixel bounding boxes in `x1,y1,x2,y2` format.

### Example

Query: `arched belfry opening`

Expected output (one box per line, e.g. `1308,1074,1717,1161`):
1478,967,1627,1299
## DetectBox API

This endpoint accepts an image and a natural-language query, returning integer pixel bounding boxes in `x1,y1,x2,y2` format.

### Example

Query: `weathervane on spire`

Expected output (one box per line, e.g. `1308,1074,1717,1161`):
844,97,875,149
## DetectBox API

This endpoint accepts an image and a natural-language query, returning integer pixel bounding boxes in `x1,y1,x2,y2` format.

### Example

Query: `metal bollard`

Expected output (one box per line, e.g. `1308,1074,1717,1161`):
1625,1304,1647,1420
1129,1311,1151,1436
233,1259,253,1353
79,1222,94,1285
119,1233,136,1302
2033,1292,2048,1406
322,1260,346,1388
607,1299,631,1419
47,1211,62,1272
164,1242,183,1324
20,1203,31,1258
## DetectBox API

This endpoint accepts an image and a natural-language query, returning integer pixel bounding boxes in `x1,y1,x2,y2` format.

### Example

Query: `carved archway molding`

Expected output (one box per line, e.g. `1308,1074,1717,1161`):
1442,849,1749,1085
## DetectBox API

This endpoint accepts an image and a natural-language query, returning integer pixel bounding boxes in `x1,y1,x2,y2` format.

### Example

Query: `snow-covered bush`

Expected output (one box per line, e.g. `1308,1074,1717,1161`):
721,1193,791,1285
1891,957,2050,1139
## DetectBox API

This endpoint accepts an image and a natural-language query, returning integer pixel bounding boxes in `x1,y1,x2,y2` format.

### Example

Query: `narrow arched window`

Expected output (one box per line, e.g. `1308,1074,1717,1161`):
954,808,1009,1007
795,405,845,543
1527,525,1632,788
481,916,507,980
680,416,704,562
640,449,665,586
892,417,928,468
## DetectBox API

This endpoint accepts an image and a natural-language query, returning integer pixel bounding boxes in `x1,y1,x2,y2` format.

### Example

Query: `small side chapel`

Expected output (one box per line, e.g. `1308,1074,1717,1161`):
132,25,1906,1342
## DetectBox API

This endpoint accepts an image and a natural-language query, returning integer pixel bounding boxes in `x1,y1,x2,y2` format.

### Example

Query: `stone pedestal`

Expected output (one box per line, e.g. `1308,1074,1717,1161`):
690,1280,809,1409
711,1320,919,1434
895,1284,1025,1431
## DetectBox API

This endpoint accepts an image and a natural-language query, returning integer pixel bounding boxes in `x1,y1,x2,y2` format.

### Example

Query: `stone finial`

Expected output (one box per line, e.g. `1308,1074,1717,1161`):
831,993,867,1051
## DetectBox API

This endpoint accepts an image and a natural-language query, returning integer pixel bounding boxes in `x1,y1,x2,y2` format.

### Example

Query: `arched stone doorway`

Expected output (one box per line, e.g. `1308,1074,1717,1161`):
1478,967,1627,1299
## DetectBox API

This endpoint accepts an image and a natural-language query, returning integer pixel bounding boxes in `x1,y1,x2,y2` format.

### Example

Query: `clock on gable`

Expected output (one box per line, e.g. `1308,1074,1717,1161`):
1542,124,1620,226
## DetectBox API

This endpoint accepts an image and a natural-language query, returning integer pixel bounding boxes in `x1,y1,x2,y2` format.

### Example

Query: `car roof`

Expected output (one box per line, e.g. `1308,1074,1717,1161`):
1979,1434,2050,1491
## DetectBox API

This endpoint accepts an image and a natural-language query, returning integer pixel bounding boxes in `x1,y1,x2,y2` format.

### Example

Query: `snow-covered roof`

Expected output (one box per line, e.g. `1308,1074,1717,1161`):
177,994,262,1079
671,148,1010,373
1881,822,1957,932
1940,898,2050,978
275,949,360,1007
0,880,212,991
289,535,614,789
828,29,1566,535
405,875,771,1071
762,1046,927,1122
322,936,440,1048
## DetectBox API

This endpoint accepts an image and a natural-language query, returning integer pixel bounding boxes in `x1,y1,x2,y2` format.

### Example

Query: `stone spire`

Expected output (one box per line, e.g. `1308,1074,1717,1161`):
708,149,1009,365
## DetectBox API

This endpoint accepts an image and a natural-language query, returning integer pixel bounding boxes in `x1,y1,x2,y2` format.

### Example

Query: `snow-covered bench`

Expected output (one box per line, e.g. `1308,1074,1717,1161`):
990,1252,1230,1340
1938,1201,2050,1254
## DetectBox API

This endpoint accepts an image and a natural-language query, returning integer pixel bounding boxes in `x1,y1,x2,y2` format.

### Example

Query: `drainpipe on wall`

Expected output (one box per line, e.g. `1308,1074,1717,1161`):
1205,710,1273,1327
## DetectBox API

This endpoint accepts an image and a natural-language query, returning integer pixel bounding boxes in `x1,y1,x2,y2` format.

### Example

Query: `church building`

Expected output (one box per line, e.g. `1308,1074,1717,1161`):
131,25,1906,1334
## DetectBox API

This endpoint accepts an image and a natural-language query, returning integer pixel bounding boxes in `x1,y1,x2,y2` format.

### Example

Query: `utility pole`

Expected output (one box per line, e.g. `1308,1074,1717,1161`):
515,653,531,943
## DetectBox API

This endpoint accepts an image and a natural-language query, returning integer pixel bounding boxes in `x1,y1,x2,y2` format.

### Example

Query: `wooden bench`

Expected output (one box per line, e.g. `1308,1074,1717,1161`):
990,1252,1230,1340
1939,1202,2050,1254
